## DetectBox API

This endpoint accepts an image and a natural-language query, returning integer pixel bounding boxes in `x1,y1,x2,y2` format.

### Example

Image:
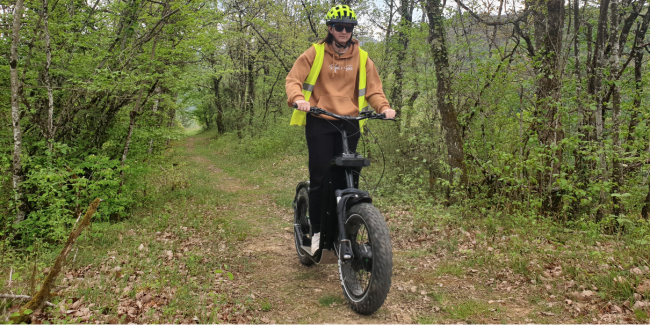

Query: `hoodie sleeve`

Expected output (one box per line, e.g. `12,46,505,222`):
286,46,316,107
365,58,391,114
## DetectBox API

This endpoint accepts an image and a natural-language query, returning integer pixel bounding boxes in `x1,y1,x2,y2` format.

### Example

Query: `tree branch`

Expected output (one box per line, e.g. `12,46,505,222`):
0,294,55,307
453,0,528,26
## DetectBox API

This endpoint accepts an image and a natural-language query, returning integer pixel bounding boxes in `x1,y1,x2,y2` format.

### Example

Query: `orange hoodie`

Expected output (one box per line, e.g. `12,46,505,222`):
285,40,391,119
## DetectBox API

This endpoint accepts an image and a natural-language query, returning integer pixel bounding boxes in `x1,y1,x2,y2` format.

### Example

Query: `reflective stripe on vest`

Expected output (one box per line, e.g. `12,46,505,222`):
290,43,369,128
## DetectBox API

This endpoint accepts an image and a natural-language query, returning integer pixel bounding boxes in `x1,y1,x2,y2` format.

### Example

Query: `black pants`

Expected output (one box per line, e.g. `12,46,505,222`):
306,114,360,233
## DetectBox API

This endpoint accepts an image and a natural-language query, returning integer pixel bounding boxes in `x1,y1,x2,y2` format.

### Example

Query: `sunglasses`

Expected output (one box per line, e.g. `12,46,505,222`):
332,24,354,33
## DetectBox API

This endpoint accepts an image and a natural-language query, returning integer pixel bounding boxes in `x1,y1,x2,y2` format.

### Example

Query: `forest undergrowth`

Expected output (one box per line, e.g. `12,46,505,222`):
1,123,649,324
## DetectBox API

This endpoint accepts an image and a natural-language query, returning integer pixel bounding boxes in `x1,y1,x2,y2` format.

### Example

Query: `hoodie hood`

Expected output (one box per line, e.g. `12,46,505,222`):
324,39,359,58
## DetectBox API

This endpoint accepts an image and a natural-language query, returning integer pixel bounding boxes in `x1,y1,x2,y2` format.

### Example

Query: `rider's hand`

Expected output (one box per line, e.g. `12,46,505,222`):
383,109,396,119
295,100,310,112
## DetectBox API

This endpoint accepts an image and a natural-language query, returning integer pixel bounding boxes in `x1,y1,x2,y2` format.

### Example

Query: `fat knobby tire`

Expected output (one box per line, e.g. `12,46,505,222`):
339,203,392,315
294,187,315,266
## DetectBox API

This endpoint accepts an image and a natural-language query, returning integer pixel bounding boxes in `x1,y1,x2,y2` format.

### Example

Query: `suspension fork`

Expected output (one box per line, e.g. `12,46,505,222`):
337,130,357,260
336,169,355,260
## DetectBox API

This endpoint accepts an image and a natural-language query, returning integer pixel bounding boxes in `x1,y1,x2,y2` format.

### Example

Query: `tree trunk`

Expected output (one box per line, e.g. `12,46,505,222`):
166,94,177,147
121,39,157,175
390,0,412,120
11,0,26,224
593,0,610,212
572,0,588,217
627,7,650,146
643,134,650,219
623,1,650,219
213,76,224,134
148,86,161,154
384,0,395,53
121,102,141,168
530,0,565,211
643,181,650,219
425,0,468,188
43,0,55,151
609,0,623,215
247,52,256,127
488,0,504,55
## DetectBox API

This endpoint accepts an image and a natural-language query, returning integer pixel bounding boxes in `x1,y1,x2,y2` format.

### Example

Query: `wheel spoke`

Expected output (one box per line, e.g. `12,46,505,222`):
342,214,373,298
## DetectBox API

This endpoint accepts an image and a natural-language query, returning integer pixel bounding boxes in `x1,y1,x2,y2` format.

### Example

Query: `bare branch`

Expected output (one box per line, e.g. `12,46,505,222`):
453,0,527,26
0,294,55,307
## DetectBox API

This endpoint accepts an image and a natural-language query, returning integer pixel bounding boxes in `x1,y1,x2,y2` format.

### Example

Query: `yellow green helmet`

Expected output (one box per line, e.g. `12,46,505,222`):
325,5,358,25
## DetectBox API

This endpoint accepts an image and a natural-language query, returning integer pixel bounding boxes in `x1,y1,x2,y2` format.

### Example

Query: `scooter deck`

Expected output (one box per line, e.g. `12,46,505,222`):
300,245,314,255
319,249,338,264
300,246,338,264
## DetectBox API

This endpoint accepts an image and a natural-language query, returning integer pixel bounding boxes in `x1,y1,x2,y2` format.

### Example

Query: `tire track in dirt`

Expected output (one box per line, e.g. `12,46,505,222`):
182,136,413,323
182,137,426,324
185,135,617,324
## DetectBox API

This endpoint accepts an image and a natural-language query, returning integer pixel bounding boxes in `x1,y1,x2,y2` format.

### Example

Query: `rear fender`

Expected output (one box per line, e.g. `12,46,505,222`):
293,181,310,211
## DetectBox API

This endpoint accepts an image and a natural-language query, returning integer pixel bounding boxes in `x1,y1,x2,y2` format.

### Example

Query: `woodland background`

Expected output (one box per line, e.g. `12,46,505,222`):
2,0,650,255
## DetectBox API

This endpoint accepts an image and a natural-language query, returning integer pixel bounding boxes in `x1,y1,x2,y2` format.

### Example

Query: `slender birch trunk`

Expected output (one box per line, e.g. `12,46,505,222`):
608,0,622,215
11,0,26,223
594,0,610,213
572,0,588,218
43,0,55,150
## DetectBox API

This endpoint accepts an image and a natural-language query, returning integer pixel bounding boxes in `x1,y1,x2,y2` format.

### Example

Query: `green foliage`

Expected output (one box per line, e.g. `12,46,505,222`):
0,0,202,250
7,141,149,246
237,118,306,159
260,299,272,312
445,300,493,320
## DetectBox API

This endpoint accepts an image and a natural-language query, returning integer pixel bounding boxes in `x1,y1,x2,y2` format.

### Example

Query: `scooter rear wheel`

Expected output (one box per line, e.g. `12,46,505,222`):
294,186,315,266
338,203,392,315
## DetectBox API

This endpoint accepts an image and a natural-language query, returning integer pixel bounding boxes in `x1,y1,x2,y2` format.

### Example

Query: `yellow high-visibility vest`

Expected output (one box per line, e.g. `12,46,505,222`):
290,43,370,130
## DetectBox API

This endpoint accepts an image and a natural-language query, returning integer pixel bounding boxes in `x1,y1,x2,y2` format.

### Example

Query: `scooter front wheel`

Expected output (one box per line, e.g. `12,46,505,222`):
338,203,392,315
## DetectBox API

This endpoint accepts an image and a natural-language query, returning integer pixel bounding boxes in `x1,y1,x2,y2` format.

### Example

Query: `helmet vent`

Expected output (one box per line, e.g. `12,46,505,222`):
325,4,358,25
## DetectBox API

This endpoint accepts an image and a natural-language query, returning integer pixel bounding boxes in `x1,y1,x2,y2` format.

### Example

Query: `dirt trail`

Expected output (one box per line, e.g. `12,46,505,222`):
184,137,401,323
21,135,643,324
179,136,536,324
180,135,648,325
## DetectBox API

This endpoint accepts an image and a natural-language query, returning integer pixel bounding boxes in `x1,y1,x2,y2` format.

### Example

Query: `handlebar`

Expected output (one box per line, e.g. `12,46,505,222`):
293,103,396,121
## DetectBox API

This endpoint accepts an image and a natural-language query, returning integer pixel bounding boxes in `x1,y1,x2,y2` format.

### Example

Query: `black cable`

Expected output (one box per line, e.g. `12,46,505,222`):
364,124,386,197
322,114,362,140
352,169,370,192
309,109,389,196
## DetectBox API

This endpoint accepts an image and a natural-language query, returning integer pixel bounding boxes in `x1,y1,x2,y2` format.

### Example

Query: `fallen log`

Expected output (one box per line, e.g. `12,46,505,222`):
8,198,101,324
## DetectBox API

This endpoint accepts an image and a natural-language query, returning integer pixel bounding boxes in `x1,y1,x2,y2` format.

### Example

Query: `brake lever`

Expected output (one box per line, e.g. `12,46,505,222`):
377,113,397,121
293,103,325,115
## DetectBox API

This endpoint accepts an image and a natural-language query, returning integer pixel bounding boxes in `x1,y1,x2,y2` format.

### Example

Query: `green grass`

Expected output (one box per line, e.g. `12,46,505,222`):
445,299,495,321
318,294,344,307
426,291,445,302
260,299,272,312
434,263,464,277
